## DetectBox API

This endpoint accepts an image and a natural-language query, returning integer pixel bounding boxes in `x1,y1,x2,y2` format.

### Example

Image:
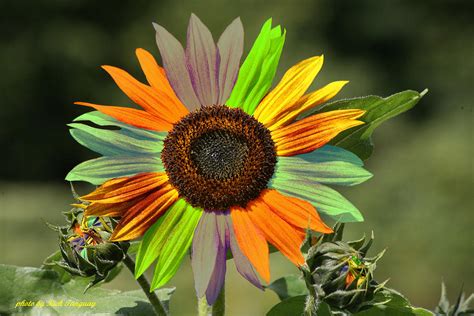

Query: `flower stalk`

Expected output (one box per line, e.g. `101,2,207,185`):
123,254,168,316
197,285,225,316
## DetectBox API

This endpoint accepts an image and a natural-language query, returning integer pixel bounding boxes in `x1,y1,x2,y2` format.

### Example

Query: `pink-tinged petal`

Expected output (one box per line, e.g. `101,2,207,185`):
225,216,263,289
205,214,228,304
191,212,219,298
216,17,244,104
185,14,219,106
153,22,200,111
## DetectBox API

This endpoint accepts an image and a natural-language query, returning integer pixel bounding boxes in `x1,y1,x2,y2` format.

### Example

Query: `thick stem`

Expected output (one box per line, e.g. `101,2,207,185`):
197,285,225,316
123,254,168,316
212,284,225,316
198,297,211,316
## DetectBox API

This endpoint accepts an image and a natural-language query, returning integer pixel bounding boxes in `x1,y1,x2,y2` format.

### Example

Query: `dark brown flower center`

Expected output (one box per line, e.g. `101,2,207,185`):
161,105,276,211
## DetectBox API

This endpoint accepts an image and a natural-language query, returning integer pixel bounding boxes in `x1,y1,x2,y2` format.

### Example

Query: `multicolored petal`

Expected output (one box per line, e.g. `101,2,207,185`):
151,203,203,290
245,198,305,266
253,55,324,125
135,48,188,119
259,189,332,233
225,216,262,289
271,109,365,156
226,18,285,115
192,212,220,298
186,14,219,106
81,172,168,203
110,183,178,241
216,17,244,104
66,156,164,185
274,148,373,187
266,80,349,131
269,178,364,222
204,213,228,304
75,102,170,131
230,207,270,283
69,111,165,156
101,64,187,123
135,199,189,278
153,22,201,111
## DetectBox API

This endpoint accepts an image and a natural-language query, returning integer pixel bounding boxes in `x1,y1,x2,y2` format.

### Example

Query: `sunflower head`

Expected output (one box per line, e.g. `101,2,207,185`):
66,14,372,304
162,105,276,211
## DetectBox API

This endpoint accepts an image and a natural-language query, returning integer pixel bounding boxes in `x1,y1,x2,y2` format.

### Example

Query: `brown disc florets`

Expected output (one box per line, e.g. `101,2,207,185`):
161,105,276,211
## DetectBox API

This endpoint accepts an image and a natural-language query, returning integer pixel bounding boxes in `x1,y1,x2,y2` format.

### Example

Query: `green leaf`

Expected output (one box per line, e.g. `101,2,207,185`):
41,250,75,284
66,156,164,185
355,289,433,316
151,205,203,290
305,89,427,160
135,199,188,278
317,302,333,316
226,18,285,115
266,295,306,316
267,275,309,301
0,264,174,315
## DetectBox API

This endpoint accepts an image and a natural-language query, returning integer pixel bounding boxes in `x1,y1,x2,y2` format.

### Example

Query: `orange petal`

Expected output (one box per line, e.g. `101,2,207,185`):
272,109,365,156
230,206,270,283
246,198,305,266
135,48,188,119
84,198,140,217
101,65,186,123
82,173,168,204
75,101,172,131
267,81,349,131
260,189,333,233
254,56,324,126
110,185,178,241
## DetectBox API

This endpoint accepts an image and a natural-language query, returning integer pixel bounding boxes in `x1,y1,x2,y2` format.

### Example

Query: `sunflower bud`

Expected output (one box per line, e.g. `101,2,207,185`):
302,224,386,313
51,197,129,290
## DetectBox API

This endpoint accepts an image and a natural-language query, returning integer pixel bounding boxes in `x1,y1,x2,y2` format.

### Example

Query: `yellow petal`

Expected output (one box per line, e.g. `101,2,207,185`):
254,55,324,125
268,80,349,131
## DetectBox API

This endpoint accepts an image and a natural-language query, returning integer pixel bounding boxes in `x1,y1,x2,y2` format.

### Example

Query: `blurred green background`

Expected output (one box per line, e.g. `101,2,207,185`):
0,0,472,315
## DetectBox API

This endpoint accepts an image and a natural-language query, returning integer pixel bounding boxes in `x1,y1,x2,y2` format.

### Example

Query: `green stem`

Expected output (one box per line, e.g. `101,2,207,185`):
197,284,225,316
302,266,317,315
212,284,225,316
123,254,168,316
198,297,211,316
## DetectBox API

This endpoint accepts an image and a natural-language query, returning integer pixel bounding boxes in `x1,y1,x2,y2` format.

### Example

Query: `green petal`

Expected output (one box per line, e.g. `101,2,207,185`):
150,204,203,290
135,199,188,278
269,177,363,222
69,111,166,156
297,145,364,166
226,18,285,115
275,147,372,187
66,156,164,185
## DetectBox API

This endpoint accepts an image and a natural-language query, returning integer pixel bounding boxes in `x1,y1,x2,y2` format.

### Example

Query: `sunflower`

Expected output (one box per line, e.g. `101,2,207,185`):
67,14,372,304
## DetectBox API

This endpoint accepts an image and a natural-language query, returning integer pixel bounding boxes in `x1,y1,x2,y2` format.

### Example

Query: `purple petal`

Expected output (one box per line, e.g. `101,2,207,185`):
205,223,227,304
191,212,219,297
226,216,263,289
153,22,200,111
185,14,219,106
216,17,244,104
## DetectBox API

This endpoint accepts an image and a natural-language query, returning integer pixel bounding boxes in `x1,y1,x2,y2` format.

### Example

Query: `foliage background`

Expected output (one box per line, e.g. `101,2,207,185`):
0,0,472,315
